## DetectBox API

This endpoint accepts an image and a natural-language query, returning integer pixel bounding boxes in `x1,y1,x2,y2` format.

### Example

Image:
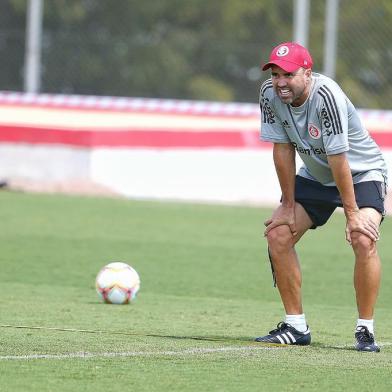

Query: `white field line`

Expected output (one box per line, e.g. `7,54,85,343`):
0,346,280,361
2,343,392,361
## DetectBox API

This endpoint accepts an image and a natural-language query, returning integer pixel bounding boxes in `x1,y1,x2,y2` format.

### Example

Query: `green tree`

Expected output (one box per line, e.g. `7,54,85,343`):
1,0,392,108
26,0,293,101
0,0,27,91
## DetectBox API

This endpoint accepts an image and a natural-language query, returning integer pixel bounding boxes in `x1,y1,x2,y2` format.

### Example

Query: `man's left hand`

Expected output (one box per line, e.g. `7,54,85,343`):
345,209,380,244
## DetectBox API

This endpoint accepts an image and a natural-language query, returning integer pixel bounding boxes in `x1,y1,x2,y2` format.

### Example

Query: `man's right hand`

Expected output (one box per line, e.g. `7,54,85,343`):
264,205,298,237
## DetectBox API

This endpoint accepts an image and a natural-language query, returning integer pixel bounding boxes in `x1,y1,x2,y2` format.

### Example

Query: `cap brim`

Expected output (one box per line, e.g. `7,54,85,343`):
262,60,302,72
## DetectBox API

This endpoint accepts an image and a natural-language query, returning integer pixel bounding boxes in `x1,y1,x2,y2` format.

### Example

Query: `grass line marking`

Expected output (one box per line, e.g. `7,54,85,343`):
0,324,135,335
0,346,281,361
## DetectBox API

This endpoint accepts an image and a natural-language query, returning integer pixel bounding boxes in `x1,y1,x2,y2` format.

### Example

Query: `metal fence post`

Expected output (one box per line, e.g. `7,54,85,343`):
293,0,310,46
24,0,43,93
323,0,339,78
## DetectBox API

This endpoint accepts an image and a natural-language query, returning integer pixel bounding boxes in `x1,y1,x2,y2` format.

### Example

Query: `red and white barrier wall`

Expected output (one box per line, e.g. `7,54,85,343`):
0,91,391,207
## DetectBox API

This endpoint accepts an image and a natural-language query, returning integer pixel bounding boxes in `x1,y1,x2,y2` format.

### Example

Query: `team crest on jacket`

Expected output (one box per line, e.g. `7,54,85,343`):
308,124,321,139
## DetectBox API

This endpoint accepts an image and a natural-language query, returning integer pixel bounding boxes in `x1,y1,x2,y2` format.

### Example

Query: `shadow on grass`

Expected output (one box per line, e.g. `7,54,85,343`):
0,323,251,343
1,324,358,351
147,333,257,344
309,341,356,351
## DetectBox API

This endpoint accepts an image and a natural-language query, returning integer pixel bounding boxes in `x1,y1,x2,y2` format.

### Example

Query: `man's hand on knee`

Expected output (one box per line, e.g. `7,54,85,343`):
345,209,380,244
264,205,297,237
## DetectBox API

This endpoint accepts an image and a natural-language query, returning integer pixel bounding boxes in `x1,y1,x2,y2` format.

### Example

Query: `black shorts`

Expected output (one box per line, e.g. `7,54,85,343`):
294,175,386,229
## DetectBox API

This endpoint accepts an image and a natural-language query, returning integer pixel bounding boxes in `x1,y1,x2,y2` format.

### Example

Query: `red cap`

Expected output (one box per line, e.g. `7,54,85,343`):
262,42,313,72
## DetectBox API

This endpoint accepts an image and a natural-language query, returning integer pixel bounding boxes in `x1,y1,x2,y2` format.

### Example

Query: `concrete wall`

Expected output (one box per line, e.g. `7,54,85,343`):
2,144,392,212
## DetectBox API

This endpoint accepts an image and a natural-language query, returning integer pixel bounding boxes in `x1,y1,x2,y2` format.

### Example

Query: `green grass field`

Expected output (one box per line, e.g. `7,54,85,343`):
0,191,391,391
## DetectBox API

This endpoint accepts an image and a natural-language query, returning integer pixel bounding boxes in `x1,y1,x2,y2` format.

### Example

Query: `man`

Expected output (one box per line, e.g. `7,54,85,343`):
256,42,388,352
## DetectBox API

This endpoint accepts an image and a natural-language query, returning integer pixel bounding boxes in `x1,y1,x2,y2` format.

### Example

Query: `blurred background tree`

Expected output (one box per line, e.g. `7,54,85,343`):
1,0,391,109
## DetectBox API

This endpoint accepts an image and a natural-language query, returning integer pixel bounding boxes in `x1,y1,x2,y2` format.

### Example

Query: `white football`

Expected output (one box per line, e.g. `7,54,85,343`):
96,262,140,304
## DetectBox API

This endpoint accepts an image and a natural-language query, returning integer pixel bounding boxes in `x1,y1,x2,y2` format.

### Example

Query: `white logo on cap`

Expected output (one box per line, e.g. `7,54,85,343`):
276,46,289,57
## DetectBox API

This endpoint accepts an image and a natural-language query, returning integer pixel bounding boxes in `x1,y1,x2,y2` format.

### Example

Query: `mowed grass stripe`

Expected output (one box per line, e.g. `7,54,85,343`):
0,345,283,361
2,342,392,361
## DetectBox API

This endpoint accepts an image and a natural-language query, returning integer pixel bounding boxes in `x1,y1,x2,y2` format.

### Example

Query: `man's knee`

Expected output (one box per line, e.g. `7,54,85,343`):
351,231,377,258
267,225,294,253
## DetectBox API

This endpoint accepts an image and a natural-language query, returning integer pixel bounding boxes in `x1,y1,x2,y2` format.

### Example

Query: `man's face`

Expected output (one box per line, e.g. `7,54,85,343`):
270,65,312,107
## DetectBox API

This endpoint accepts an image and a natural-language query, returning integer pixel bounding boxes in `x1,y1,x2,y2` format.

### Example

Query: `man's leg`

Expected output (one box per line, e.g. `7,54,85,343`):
266,202,313,315
350,207,382,352
351,207,382,320
255,202,314,345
